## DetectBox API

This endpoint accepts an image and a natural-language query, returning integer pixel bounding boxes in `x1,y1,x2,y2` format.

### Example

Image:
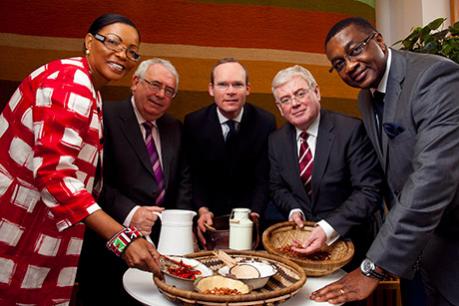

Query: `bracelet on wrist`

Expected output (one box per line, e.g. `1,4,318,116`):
106,226,144,257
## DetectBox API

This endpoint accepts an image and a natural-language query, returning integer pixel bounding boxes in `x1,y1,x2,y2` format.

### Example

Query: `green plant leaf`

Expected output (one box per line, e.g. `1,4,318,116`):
427,17,446,30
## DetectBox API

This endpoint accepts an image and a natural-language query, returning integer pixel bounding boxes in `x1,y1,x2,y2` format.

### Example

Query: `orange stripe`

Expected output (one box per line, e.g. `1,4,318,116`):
1,1,354,53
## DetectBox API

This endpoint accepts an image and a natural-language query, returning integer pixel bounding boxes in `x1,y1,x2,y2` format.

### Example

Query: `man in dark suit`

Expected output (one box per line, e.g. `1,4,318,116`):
310,17,459,306
184,58,276,247
269,65,383,272
77,58,191,305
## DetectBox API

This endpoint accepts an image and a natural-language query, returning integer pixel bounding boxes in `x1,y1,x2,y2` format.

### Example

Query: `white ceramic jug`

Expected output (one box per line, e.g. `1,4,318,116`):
229,208,253,250
154,209,197,255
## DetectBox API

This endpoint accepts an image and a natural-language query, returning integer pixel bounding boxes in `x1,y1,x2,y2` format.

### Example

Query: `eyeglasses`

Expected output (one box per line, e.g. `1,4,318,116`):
329,32,377,73
140,78,176,98
277,88,310,105
94,33,140,62
214,81,246,91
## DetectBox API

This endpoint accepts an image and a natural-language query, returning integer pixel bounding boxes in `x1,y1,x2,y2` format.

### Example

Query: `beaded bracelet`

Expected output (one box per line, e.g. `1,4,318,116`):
106,226,144,257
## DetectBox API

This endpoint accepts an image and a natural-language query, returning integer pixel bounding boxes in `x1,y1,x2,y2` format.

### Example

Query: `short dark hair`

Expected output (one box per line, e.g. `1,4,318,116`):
210,58,249,84
324,17,376,47
88,13,140,39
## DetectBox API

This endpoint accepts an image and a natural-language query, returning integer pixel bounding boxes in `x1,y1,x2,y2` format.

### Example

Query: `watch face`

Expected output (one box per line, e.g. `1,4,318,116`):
361,259,373,273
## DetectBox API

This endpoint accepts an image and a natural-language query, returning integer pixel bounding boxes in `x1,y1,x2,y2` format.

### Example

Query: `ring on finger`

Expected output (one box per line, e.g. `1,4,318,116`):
339,288,345,295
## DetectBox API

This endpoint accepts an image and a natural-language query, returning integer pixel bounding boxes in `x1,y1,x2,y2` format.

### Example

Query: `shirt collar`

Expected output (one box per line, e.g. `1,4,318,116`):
296,112,320,140
216,106,244,125
373,48,392,95
131,97,157,127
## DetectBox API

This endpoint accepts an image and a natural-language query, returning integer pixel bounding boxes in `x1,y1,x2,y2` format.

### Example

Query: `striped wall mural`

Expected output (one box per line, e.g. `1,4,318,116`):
0,0,375,123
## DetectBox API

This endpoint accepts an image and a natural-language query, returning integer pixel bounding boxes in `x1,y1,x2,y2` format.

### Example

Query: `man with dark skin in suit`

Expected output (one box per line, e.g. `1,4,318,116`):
308,17,459,306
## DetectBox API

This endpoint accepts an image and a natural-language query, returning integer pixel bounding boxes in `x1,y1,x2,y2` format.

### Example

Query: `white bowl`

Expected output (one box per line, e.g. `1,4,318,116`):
218,260,278,289
163,257,213,291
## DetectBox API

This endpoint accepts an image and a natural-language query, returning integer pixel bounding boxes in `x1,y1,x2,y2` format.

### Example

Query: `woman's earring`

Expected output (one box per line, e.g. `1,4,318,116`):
85,49,90,55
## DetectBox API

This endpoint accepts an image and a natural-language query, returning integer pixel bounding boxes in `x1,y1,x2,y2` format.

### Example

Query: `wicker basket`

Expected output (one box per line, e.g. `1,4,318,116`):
262,221,354,276
153,250,306,305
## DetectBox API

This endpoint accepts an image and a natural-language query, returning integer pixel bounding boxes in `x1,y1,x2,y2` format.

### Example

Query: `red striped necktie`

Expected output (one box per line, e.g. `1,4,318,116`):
143,122,165,205
299,131,313,195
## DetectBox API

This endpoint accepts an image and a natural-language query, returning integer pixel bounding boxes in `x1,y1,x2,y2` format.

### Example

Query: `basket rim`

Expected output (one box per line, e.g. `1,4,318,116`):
262,221,355,268
153,250,306,303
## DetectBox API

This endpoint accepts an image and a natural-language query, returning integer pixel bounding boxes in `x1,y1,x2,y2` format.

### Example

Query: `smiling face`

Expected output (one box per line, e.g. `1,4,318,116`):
209,62,250,119
85,22,140,89
131,63,177,121
274,76,321,130
325,24,387,89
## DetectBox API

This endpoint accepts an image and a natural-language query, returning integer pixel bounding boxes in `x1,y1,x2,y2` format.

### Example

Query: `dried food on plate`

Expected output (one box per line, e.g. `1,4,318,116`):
194,275,251,295
161,256,213,290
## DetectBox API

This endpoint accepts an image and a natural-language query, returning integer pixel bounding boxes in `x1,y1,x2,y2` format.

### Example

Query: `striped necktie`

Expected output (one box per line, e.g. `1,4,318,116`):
143,122,165,205
299,131,313,195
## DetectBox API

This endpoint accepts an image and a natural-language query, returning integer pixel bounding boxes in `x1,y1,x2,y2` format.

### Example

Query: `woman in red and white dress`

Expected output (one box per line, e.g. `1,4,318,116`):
0,13,162,305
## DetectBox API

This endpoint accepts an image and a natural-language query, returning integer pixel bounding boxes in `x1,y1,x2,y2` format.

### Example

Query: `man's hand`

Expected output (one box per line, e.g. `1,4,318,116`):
130,206,164,236
291,225,327,254
122,238,163,280
289,211,305,228
309,268,379,304
249,212,260,223
196,207,214,247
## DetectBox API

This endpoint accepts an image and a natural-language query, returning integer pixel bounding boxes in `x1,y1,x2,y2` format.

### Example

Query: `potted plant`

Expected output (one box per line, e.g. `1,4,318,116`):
395,17,459,63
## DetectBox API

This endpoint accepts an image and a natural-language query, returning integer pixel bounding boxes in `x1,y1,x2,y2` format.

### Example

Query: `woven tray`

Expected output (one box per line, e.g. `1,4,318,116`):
153,250,306,305
262,221,354,276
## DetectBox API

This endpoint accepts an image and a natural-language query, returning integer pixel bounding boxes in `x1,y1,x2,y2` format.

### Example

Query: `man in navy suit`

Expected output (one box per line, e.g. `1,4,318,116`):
311,17,459,306
184,58,276,247
269,65,383,274
77,58,191,305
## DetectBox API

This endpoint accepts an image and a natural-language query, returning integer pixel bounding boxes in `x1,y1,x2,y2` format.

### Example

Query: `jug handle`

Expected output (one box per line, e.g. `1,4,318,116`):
153,212,162,220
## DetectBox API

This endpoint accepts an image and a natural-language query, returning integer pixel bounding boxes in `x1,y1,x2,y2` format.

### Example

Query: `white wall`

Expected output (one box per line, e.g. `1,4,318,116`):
376,0,450,47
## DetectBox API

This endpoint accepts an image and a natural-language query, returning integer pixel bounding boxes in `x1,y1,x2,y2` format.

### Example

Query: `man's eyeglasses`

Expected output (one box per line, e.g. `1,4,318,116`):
329,32,377,73
277,88,310,105
214,82,246,91
94,33,140,62
141,78,176,98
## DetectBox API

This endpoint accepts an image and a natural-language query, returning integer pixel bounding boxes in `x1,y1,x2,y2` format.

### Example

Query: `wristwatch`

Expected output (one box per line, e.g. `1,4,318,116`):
360,258,386,280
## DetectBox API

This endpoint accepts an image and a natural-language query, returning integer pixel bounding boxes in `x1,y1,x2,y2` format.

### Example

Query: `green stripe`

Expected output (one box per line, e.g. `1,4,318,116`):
190,0,375,20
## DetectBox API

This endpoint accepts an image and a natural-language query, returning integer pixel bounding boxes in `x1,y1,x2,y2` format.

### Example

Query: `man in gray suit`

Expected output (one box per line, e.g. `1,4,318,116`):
309,17,459,306
269,65,383,274
77,58,191,305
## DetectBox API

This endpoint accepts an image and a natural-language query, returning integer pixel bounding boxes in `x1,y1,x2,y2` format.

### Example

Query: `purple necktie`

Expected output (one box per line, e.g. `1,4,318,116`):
299,132,313,195
143,122,165,205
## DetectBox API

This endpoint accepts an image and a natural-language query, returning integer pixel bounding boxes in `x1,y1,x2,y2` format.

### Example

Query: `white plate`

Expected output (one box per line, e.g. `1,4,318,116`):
123,268,346,306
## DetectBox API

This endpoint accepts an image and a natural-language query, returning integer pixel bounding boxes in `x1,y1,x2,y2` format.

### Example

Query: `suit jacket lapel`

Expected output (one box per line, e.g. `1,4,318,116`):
157,117,171,190
382,50,406,164
119,99,155,177
311,111,334,207
359,89,385,163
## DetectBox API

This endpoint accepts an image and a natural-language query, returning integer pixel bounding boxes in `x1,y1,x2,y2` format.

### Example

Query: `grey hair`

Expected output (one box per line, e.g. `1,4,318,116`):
134,58,179,91
271,65,317,97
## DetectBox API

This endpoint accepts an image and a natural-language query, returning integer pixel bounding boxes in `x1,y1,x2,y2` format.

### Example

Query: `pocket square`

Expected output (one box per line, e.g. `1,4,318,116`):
383,123,405,139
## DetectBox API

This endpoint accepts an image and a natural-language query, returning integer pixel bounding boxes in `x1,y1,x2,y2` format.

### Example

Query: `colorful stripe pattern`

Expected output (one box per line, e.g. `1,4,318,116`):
0,0,375,122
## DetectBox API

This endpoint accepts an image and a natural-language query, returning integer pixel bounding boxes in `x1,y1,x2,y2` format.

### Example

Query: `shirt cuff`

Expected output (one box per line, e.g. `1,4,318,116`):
124,205,140,227
317,219,340,245
288,208,304,220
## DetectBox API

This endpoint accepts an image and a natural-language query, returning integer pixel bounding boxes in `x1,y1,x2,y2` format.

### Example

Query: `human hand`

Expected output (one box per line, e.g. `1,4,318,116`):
291,225,326,254
196,207,214,247
309,268,379,304
130,206,164,236
122,238,163,280
289,211,305,228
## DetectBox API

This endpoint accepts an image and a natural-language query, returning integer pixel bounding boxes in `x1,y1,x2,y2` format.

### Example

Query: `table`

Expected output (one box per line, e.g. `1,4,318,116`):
123,268,345,306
